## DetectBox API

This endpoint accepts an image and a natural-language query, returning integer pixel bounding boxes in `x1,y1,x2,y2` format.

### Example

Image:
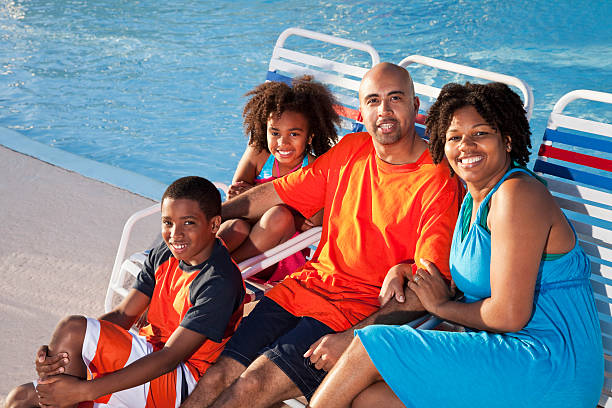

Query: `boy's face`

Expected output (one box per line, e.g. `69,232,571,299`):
161,198,220,266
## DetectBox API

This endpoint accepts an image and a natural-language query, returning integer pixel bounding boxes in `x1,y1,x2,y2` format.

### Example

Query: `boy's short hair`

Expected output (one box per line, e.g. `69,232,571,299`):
162,176,221,219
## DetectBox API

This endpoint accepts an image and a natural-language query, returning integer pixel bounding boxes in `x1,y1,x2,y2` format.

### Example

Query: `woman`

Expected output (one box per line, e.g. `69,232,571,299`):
308,82,603,407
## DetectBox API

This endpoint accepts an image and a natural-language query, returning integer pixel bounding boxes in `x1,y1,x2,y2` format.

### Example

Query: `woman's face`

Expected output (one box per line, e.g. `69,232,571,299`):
444,105,511,191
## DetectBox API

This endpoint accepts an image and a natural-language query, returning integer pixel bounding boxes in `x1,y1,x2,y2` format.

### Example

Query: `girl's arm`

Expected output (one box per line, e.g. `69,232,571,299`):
411,177,562,332
228,145,269,200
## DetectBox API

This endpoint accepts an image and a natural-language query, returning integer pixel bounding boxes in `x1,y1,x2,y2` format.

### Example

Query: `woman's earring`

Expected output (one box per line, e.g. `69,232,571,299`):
506,144,512,152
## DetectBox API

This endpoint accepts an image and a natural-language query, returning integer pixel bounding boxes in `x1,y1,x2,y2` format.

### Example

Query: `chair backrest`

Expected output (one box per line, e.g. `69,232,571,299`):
532,89,612,406
398,55,534,139
267,27,380,135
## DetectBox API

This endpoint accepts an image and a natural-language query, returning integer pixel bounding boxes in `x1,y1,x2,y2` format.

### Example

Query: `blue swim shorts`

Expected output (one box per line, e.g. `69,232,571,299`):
222,297,334,400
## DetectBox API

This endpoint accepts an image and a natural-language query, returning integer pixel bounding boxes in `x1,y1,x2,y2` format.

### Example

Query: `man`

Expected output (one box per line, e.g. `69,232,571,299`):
181,62,463,408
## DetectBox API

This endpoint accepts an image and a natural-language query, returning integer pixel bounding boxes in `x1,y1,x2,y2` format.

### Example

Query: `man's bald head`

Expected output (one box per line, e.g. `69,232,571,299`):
359,62,415,103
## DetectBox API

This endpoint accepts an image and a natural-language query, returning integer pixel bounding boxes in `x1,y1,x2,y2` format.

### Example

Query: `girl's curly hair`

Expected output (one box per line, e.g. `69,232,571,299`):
426,82,531,169
242,75,340,157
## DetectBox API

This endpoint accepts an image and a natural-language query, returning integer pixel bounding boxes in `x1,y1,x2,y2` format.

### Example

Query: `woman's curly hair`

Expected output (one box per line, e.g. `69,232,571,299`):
242,75,340,157
426,82,531,169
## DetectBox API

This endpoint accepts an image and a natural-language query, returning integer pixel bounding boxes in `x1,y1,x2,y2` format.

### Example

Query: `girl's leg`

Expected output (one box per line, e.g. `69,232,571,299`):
308,336,383,408
218,218,252,252
230,205,297,263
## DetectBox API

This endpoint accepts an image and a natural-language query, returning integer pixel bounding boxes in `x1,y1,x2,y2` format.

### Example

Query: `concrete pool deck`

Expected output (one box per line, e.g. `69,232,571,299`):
0,138,160,401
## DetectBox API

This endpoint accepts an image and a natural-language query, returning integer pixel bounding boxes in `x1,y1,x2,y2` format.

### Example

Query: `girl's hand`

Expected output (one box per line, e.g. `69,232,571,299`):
408,258,453,314
227,181,254,200
36,375,88,407
379,262,413,306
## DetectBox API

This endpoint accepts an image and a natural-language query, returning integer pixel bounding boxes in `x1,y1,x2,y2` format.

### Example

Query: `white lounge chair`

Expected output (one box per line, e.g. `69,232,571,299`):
532,89,612,407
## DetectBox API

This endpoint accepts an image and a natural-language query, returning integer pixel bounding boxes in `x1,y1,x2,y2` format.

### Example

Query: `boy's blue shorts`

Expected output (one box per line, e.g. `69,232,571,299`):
221,297,335,400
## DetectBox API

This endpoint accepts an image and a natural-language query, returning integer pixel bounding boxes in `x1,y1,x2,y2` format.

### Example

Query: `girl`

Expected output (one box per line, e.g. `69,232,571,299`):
218,75,340,282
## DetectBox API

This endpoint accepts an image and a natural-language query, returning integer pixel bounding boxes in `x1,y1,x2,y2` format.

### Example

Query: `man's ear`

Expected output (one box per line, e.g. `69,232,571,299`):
414,96,420,113
210,215,222,234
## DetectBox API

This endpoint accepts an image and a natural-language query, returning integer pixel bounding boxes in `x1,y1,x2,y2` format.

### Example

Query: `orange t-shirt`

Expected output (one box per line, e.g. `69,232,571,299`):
268,132,463,331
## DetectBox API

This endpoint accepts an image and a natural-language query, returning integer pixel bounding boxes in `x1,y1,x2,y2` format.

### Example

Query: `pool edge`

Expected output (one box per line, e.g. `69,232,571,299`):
0,127,166,201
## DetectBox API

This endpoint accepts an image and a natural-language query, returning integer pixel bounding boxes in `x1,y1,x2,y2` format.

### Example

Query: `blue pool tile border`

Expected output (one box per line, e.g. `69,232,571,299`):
0,127,166,201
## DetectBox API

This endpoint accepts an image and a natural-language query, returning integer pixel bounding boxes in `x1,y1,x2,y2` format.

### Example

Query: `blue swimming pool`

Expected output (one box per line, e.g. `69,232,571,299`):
0,0,610,188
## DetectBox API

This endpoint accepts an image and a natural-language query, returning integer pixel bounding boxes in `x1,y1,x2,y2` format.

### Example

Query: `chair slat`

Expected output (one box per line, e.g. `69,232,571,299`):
534,160,612,192
539,144,612,172
274,47,370,79
269,59,362,91
542,128,612,154
545,178,612,208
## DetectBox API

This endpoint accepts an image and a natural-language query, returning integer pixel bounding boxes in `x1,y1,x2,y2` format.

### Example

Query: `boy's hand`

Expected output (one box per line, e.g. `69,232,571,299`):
35,345,69,379
37,375,88,407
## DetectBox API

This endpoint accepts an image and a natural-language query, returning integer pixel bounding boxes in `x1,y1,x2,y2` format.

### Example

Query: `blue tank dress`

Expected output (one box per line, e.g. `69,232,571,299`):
356,167,603,407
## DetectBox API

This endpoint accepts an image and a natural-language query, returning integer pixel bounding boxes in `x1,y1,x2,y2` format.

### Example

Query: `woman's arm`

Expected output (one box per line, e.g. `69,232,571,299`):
412,177,559,332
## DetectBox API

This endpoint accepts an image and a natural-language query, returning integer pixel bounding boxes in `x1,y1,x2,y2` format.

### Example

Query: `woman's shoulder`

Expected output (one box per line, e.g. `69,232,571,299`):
493,172,556,216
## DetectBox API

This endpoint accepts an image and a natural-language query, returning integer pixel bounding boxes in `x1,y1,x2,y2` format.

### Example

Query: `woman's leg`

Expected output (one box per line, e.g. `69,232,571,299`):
218,218,251,253
352,381,405,408
230,205,297,263
308,336,384,408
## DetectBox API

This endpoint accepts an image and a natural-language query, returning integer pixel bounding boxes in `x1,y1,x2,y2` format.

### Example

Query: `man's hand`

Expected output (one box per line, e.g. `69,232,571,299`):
37,375,89,407
379,262,414,306
35,346,69,379
303,331,353,371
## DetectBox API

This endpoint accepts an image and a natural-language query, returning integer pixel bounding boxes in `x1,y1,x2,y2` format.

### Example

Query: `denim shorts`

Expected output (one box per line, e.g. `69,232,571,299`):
222,297,334,400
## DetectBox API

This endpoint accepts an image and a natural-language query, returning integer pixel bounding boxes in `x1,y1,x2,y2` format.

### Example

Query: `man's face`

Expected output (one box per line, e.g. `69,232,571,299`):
359,66,419,146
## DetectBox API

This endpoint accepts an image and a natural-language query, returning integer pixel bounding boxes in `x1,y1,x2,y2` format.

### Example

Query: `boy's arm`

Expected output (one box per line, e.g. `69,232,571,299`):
36,325,207,405
99,288,151,330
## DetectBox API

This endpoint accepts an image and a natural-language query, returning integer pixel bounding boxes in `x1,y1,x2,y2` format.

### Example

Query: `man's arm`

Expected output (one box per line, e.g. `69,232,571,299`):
36,325,207,406
222,182,284,222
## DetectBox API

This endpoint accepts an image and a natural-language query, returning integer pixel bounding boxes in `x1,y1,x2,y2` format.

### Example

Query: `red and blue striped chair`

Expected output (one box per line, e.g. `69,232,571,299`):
532,89,612,407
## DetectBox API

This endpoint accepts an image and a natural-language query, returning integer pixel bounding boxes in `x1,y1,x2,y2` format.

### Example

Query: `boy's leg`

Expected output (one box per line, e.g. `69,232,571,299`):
181,297,301,408
5,315,88,408
4,383,37,408
210,316,335,408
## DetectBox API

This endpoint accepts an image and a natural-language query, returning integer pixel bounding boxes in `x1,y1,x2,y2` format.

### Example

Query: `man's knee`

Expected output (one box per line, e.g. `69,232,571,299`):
5,383,37,408
203,356,248,389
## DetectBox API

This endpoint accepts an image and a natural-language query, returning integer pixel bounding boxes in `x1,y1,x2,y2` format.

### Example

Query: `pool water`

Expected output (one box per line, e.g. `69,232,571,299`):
1,0,610,186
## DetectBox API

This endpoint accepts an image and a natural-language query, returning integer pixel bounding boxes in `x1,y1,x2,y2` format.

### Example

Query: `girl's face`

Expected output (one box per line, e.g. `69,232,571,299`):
444,105,511,192
267,110,312,169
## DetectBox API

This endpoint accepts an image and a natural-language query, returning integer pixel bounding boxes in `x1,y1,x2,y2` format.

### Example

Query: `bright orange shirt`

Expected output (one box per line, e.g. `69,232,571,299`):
268,132,463,331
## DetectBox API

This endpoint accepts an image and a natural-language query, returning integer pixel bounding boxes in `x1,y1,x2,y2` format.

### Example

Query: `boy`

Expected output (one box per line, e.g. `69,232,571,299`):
6,176,245,407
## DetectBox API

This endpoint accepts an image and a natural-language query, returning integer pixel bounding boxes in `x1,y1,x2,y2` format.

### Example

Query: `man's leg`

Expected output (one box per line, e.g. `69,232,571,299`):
181,298,302,408
211,354,302,408
5,315,88,408
211,316,335,408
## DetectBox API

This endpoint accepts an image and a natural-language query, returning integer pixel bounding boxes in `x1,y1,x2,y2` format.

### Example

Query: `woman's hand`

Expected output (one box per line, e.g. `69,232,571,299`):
408,259,453,314
379,262,414,306
227,181,254,200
